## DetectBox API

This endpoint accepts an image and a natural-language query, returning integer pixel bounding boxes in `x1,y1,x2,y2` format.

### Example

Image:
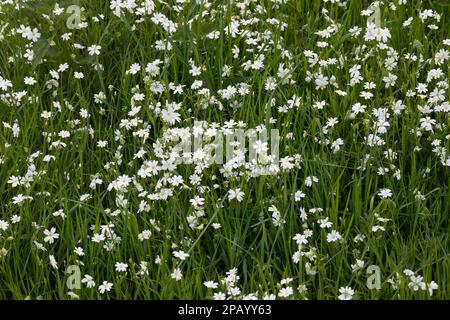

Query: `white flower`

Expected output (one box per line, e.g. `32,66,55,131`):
292,233,308,245
88,44,101,56
253,140,268,154
382,73,397,88
278,287,293,298
80,193,91,202
190,196,205,208
427,281,438,296
43,227,60,244
74,247,84,256
11,215,20,224
98,281,113,294
12,194,30,205
115,262,128,272
138,229,152,241
34,241,47,251
315,73,329,89
319,217,332,229
82,275,95,288
378,188,393,199
435,49,449,65
108,175,132,192
305,176,318,187
203,281,218,289
173,250,190,261
161,106,181,124
263,293,276,300
338,286,354,300
420,117,436,132
326,230,342,243
351,259,365,272
7,176,21,188
97,140,108,148
0,75,13,91
41,111,52,119
213,292,226,300
127,63,141,75
403,269,415,277
49,255,58,269
79,108,90,118
171,268,182,281
74,72,84,79
294,191,305,202
228,188,244,202
92,233,105,243
408,275,426,291
269,205,285,227
0,220,9,231
24,76,37,85
264,76,277,91
52,209,65,219
331,138,344,153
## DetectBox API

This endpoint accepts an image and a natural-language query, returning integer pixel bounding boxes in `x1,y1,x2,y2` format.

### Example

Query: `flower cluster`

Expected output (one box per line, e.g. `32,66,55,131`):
0,0,447,300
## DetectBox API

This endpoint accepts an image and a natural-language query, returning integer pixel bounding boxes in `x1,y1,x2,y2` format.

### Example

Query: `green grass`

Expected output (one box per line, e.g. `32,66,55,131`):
0,0,449,299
